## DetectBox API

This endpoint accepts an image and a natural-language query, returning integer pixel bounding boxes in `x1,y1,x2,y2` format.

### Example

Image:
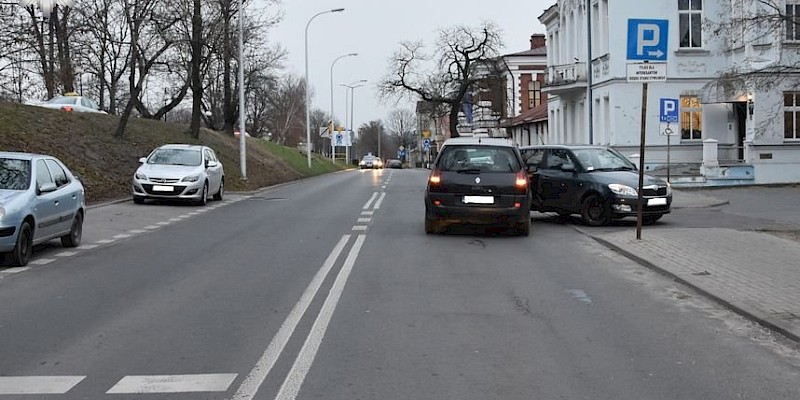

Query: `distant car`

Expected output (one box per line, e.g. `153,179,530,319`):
29,93,107,114
424,137,531,235
386,159,402,169
132,144,224,205
0,152,86,266
359,155,383,169
520,144,672,226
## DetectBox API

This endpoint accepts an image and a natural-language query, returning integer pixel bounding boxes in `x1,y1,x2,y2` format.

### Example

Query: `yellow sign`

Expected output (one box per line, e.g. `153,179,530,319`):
422,130,432,138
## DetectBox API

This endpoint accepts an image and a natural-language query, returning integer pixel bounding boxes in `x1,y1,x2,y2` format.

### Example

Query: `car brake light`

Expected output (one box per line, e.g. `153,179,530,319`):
429,169,441,186
61,106,74,112
515,171,528,189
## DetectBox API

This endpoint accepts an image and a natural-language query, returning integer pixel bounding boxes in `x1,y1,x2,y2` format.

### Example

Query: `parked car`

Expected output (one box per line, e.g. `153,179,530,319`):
132,144,224,205
359,155,383,169
28,93,107,114
386,159,403,169
0,152,85,266
519,144,671,226
424,137,531,235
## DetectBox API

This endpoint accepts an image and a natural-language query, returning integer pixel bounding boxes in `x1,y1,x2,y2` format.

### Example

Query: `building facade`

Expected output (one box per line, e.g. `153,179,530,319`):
540,0,800,185
502,34,550,146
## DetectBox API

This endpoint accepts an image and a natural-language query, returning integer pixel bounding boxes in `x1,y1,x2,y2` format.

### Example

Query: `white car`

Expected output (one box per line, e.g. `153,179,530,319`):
30,94,107,114
132,144,224,206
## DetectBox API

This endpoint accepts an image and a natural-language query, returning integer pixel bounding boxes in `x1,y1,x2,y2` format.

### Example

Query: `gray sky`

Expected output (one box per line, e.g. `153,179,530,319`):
260,0,553,129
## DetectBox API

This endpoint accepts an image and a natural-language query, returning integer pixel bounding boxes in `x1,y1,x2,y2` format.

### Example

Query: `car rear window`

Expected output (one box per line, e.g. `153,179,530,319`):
437,145,521,173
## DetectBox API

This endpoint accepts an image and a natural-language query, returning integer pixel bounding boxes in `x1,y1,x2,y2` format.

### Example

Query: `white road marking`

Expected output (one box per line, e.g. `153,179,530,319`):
361,211,374,216
275,235,366,400
187,212,200,215
29,258,55,265
143,225,160,230
362,192,378,210
113,234,131,239
79,245,99,250
55,251,78,257
381,185,386,189
373,192,387,210
168,218,182,222
0,376,85,394
156,222,170,226
106,374,237,394
196,209,209,213
129,229,147,234
352,226,368,231
357,218,371,223
231,235,352,400
96,239,116,244
2,267,30,274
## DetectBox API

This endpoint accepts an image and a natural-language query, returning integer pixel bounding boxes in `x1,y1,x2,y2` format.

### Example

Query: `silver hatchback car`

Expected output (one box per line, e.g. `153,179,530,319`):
0,152,86,266
132,144,225,205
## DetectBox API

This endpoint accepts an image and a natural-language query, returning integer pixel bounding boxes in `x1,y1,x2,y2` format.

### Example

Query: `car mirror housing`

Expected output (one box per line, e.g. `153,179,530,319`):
38,182,57,195
206,160,218,168
138,157,147,164
561,163,576,172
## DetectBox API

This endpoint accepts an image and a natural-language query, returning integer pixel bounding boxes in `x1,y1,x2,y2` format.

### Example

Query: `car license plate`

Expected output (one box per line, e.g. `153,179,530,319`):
647,197,667,206
153,185,173,192
463,195,494,204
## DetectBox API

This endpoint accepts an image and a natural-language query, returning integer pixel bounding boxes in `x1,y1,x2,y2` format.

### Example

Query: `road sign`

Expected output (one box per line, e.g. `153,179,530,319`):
423,138,431,150
626,62,667,82
659,98,679,123
659,122,679,136
627,19,668,61
334,133,344,146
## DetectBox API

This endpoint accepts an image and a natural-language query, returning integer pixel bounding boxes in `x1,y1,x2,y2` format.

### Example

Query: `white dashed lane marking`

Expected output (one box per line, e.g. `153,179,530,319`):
113,234,131,239
361,211,374,216
129,229,147,234
143,225,159,230
55,251,78,257
2,267,29,274
156,222,170,226
29,258,55,265
96,239,115,244
357,218,371,223
0,376,85,395
373,193,387,210
352,226,368,231
106,374,237,394
79,244,99,250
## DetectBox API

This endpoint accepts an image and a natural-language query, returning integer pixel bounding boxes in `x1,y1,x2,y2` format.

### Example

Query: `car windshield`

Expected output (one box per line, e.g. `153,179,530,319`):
437,145,521,173
0,158,32,190
45,97,79,105
572,148,637,171
147,148,202,166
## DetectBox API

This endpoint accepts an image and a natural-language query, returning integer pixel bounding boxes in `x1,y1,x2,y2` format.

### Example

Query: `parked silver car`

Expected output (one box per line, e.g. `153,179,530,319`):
0,152,86,266
132,144,224,205
28,93,107,114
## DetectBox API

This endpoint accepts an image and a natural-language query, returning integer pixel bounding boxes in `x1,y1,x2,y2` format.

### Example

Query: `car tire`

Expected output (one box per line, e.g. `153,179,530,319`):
425,216,440,234
642,214,663,225
580,194,610,226
133,196,145,204
514,217,530,236
196,182,209,206
213,179,224,201
12,221,33,267
61,212,83,248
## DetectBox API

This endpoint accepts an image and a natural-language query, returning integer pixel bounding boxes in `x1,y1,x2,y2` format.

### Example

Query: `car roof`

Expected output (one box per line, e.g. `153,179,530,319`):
519,144,610,150
157,144,206,150
0,152,50,160
442,137,516,147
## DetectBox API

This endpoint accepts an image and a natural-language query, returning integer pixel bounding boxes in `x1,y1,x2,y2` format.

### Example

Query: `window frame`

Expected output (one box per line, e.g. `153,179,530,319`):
528,80,542,109
784,92,800,141
679,0,703,49
787,1,800,42
680,95,703,141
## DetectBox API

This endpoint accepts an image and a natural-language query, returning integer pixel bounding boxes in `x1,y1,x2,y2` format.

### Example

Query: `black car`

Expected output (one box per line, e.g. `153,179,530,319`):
424,137,532,235
386,159,402,169
520,144,671,226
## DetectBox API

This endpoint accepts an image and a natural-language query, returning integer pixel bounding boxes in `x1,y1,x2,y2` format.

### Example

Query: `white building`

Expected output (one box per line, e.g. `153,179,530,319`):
540,0,800,185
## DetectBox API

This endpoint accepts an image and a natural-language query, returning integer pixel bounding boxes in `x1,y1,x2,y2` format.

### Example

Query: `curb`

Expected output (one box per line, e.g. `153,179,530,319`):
574,226,800,344
672,199,730,209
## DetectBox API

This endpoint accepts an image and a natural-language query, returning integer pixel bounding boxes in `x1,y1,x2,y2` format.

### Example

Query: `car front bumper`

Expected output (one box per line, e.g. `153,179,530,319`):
608,194,672,217
132,179,205,201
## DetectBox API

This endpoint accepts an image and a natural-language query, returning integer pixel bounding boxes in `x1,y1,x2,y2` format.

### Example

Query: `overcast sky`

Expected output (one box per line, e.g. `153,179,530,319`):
257,0,554,130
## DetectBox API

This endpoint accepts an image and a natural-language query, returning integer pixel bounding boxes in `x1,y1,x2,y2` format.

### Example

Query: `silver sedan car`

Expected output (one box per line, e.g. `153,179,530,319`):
132,144,224,205
0,152,86,266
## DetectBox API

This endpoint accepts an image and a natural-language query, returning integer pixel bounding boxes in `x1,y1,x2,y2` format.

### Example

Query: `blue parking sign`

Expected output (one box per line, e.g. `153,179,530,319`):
627,19,669,61
659,98,679,123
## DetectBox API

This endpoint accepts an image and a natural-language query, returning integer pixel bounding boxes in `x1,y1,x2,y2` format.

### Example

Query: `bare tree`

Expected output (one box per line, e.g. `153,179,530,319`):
380,22,503,138
385,108,417,159
356,120,386,158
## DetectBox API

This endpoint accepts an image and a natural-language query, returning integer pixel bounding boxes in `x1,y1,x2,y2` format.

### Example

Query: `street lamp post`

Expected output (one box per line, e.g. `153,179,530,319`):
304,8,345,168
329,53,357,161
237,0,247,179
341,79,366,164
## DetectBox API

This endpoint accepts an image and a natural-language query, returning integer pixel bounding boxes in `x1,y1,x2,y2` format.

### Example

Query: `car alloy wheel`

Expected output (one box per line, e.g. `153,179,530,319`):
580,194,610,226
213,179,224,201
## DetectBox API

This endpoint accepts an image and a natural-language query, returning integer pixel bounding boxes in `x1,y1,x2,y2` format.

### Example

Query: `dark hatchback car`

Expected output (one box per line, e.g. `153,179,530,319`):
424,137,531,235
519,144,671,226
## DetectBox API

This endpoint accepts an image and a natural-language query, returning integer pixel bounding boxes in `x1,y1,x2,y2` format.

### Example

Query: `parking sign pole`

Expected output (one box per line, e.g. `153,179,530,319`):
636,82,648,240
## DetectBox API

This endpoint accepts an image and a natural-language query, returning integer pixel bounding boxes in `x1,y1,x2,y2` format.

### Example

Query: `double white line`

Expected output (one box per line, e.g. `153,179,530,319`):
231,234,366,400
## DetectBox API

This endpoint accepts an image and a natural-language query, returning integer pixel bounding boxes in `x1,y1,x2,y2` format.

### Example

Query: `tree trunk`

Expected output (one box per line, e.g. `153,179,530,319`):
189,0,203,139
448,102,460,138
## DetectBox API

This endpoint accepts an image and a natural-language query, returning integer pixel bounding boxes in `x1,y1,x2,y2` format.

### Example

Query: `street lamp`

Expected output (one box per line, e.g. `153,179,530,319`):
237,0,247,179
341,79,366,163
329,53,357,161
304,8,345,168
18,0,74,19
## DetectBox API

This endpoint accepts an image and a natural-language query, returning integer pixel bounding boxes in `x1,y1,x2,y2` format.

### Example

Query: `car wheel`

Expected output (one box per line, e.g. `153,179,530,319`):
514,217,530,236
12,221,33,267
196,182,209,206
213,179,224,201
580,194,610,226
425,216,440,234
133,196,145,204
642,214,663,225
61,212,83,248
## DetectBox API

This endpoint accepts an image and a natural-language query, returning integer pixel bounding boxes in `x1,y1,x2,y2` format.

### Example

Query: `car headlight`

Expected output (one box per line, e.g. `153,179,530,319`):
182,175,201,182
135,172,147,180
608,183,637,196
666,182,672,196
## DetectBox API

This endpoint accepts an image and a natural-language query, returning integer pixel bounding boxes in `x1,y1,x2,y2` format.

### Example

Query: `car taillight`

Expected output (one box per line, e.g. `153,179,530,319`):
428,169,441,186
61,106,74,112
515,171,528,191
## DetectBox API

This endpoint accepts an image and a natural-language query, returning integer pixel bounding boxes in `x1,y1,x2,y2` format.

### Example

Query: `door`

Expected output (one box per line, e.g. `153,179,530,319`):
45,159,79,235
32,159,61,240
535,149,582,212
204,149,222,194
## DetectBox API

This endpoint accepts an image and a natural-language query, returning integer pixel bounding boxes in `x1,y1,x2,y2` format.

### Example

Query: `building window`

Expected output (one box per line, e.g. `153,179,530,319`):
679,0,703,48
784,92,800,140
528,80,541,109
787,2,800,41
680,95,702,140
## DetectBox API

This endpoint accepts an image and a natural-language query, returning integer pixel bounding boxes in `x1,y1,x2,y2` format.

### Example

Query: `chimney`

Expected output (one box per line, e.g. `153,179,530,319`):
530,34,546,50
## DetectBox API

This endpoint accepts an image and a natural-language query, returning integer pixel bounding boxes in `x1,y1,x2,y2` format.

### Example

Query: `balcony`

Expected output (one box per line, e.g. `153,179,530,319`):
543,63,588,95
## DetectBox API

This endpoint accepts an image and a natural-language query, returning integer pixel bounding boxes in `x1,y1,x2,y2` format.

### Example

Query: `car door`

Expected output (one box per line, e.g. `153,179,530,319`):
535,149,581,211
32,159,61,240
204,149,222,193
45,159,79,235
521,148,545,208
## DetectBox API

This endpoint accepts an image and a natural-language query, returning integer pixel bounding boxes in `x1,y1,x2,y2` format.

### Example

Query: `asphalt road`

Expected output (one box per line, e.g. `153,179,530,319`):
0,170,798,399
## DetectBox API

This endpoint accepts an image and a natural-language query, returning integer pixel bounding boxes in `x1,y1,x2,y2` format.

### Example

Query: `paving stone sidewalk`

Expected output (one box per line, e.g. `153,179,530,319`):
585,190,800,342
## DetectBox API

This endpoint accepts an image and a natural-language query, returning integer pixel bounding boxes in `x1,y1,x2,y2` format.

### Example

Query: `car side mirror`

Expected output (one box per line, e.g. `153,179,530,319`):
139,157,147,164
38,182,57,195
561,163,576,172
526,164,538,173
206,160,218,168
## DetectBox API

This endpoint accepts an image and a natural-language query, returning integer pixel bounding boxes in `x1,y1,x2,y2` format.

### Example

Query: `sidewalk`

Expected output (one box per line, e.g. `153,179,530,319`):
582,189,800,343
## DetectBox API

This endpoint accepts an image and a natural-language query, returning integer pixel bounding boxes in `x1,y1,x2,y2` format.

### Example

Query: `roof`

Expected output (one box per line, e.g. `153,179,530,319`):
503,103,549,127
0,152,46,160
159,144,205,149
441,137,515,147
504,47,547,57
518,144,610,150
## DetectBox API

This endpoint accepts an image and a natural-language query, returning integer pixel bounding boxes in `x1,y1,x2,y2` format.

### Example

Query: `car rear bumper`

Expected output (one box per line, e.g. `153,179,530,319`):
425,194,531,225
